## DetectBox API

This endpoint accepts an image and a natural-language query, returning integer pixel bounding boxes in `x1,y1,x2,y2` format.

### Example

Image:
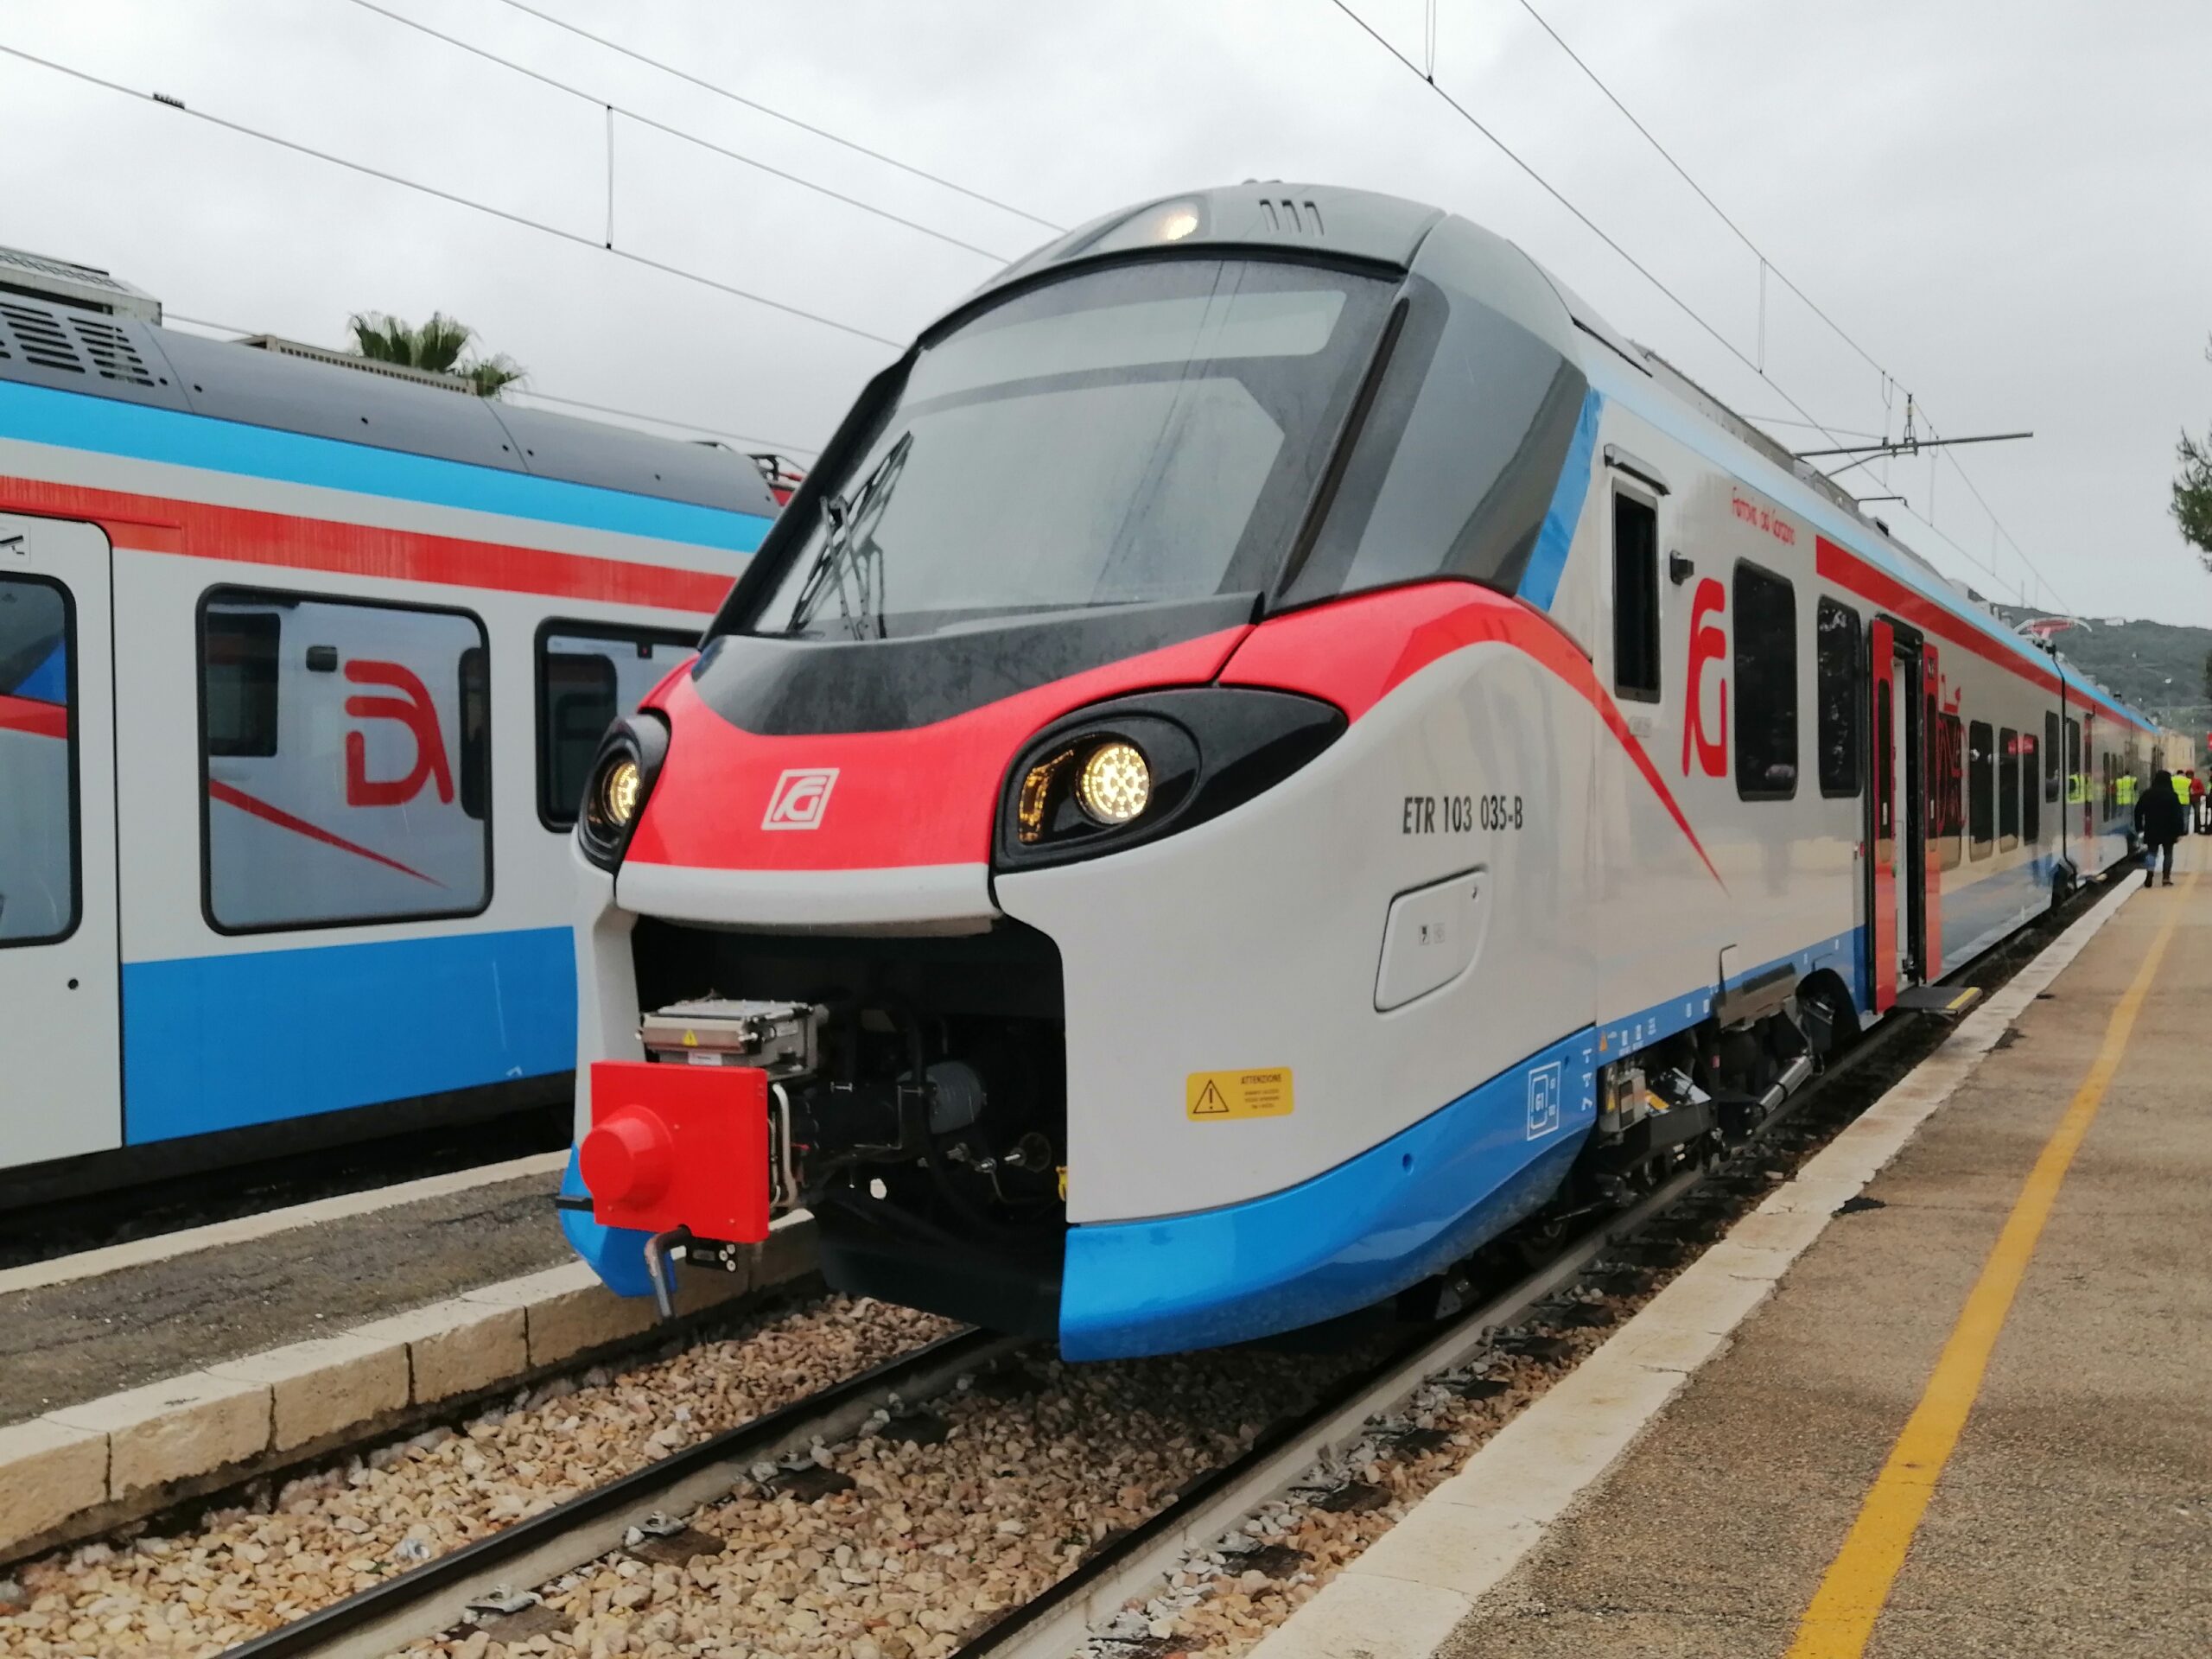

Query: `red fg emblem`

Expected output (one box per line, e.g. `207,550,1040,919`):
344,660,453,807
763,766,839,830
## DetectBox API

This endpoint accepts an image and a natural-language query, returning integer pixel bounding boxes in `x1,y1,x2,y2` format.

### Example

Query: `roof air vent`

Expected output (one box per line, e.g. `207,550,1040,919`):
68,315,156,386
0,300,85,374
1256,197,1326,235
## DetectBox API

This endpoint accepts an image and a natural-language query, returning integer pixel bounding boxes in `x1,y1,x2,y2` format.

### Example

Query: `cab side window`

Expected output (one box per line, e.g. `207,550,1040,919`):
1611,492,1660,702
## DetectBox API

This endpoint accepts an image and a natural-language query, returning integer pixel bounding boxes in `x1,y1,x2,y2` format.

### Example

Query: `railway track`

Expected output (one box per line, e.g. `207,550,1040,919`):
213,875,2109,1659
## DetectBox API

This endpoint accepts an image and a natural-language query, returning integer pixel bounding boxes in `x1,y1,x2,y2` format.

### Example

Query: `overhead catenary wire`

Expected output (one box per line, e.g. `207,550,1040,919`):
1319,0,1850,450
1509,0,2074,615
165,311,823,458
0,41,906,349
340,0,1019,264
484,0,1063,234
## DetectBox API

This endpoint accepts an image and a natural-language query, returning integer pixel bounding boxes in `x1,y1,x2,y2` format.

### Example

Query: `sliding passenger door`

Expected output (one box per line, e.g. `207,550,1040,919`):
0,514,121,1164
1865,618,1926,1010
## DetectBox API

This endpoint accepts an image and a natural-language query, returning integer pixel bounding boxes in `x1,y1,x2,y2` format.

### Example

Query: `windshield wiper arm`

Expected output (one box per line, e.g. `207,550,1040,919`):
785,431,913,640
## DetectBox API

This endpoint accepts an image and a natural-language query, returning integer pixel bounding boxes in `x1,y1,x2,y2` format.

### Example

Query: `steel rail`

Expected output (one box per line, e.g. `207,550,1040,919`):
220,1325,1020,1659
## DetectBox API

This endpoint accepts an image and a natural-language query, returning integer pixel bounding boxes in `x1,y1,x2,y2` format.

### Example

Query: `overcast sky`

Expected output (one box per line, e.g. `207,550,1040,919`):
6,0,2209,622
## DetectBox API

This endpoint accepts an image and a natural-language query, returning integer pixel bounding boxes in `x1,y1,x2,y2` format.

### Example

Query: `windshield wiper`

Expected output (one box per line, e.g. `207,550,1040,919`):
785,431,914,641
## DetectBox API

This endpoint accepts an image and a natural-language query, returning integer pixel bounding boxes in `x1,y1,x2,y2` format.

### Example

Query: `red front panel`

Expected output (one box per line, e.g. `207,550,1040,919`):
583,1061,771,1243
1869,619,1897,1013
625,627,1248,873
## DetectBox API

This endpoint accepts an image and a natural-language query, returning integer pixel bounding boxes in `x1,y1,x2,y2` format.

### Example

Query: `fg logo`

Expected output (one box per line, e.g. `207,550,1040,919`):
763,766,839,830
1526,1060,1563,1141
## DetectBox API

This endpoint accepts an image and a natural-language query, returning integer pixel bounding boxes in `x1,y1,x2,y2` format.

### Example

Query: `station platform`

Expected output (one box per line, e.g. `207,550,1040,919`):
0,1154,573,1427
1433,848,2212,1656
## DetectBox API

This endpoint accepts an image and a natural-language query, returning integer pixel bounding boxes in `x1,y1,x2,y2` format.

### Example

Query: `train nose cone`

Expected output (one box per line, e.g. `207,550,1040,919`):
580,1105,677,1207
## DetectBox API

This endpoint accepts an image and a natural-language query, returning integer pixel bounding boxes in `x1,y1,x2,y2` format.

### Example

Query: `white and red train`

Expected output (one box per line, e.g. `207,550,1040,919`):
561,185,2161,1357
0,250,774,1202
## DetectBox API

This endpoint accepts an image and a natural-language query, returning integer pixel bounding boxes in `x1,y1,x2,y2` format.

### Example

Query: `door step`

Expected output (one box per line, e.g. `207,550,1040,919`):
1895,983,1983,1018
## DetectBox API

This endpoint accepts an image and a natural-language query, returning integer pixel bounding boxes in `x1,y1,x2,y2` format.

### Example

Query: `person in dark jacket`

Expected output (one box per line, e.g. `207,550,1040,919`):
2136,769,2183,886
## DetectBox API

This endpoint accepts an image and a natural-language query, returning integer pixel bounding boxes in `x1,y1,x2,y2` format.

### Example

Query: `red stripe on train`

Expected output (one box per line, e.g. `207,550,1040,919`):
0,476,734,613
1816,536,2149,735
1222,582,1725,887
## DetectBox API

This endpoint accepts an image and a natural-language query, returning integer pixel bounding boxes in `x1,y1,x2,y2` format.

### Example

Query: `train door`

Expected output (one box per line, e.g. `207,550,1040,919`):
0,515,122,1163
1866,618,1925,1010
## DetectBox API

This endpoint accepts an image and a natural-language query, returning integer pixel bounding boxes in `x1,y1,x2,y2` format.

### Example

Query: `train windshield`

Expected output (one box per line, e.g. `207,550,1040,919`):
742,258,1392,640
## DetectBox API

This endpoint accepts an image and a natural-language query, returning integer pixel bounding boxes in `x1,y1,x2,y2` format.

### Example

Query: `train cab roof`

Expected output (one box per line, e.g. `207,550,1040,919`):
0,277,778,518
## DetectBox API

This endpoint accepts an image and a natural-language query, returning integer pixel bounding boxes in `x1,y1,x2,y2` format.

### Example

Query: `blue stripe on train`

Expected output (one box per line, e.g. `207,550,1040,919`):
121,925,574,1143
1058,1027,1599,1359
0,380,772,555
1518,385,1605,613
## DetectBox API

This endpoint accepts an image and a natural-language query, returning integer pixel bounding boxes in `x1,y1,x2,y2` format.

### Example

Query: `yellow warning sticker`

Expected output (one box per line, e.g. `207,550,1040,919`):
1185,1068,1295,1121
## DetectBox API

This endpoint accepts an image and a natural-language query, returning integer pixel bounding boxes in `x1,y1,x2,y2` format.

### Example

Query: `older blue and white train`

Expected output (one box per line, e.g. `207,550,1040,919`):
537,183,2164,1357
0,250,774,1203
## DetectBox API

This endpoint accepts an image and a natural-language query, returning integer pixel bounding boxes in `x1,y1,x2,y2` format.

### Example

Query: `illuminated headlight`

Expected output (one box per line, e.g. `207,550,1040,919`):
577,715,669,873
598,757,642,829
1075,741,1150,824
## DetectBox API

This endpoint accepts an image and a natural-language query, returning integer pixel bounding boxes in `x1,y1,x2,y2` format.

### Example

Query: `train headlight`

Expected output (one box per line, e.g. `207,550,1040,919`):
1075,741,1150,824
577,715,670,873
599,757,643,829
997,690,1345,870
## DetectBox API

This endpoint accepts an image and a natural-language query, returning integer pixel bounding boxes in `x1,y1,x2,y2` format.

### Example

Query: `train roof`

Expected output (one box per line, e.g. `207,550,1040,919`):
0,282,778,520
961,180,2160,735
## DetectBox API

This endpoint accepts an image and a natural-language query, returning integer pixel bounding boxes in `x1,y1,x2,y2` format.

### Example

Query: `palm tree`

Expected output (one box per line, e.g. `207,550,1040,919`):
345,311,525,397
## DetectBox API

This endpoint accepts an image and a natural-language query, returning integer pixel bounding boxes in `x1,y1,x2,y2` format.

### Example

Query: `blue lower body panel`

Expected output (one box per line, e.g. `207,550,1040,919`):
1058,1029,1599,1360
121,925,575,1142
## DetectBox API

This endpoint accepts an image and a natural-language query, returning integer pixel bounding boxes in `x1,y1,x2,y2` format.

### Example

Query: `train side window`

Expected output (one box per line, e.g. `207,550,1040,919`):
2065,717,2082,806
1998,727,2020,849
536,622,698,830
204,610,280,758
1611,492,1661,702
1967,719,1994,858
2022,734,2041,844
1931,710,1963,871
1815,599,1860,798
199,588,490,933
2043,712,2060,804
0,574,78,945
1732,562,1797,799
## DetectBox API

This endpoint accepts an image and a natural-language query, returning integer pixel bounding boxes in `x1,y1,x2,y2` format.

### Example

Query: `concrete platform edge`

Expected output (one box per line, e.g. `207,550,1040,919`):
1243,876,2139,1659
0,1213,819,1567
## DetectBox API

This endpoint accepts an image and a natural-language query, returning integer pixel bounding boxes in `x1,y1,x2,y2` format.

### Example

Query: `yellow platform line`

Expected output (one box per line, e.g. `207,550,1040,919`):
1786,873,2193,1658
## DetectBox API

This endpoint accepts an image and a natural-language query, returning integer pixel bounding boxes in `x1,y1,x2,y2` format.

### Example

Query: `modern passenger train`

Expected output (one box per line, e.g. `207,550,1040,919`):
0,249,776,1201
558,184,2162,1358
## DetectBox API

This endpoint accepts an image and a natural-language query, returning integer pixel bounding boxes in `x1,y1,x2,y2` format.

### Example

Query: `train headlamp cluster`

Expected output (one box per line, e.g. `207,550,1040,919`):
999,690,1347,869
1017,736,1153,844
577,715,670,873
598,757,643,830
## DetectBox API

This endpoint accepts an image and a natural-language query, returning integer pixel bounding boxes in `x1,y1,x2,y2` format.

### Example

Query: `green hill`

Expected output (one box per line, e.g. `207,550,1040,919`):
1984,600,2212,737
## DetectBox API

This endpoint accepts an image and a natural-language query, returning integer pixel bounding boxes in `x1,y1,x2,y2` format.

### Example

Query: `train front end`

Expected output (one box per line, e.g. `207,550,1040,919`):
562,185,1607,1357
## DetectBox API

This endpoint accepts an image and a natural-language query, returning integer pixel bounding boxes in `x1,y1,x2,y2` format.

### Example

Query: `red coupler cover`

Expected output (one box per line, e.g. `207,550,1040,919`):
582,1060,772,1243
